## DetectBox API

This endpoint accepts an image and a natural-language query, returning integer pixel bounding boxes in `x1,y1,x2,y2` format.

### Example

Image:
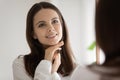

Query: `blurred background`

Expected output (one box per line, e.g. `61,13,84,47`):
0,0,97,79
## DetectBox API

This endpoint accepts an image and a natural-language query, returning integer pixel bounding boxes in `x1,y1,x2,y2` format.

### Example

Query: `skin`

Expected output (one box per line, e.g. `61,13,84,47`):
33,9,64,73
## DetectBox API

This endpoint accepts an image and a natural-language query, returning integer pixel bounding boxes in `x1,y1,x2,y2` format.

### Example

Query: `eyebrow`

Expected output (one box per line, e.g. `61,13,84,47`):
51,17,58,20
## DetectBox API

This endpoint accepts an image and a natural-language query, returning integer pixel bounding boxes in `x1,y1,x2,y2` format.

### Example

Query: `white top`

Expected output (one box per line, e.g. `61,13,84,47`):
12,56,71,80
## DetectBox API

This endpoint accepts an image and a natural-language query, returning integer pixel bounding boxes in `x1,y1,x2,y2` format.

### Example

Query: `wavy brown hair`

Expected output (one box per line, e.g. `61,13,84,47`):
24,2,75,77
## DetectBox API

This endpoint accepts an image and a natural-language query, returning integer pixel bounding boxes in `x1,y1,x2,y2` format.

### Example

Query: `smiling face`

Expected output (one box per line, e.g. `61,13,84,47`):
33,9,63,47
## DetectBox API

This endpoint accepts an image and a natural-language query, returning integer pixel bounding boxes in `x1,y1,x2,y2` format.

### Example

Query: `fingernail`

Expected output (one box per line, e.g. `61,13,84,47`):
59,48,62,50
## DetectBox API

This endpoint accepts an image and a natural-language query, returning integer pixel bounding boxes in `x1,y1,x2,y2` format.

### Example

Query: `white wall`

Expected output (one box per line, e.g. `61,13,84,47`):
57,0,96,65
0,0,95,79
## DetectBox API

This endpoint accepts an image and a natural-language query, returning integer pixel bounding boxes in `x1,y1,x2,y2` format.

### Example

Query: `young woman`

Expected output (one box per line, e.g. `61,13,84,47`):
71,0,120,80
13,2,76,80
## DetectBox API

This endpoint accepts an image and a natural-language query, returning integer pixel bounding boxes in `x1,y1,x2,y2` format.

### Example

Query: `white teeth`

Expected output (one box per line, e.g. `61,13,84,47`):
46,34,57,38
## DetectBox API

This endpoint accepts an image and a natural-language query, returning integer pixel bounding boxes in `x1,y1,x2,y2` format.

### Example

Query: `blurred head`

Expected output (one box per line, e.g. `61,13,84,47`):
95,0,120,55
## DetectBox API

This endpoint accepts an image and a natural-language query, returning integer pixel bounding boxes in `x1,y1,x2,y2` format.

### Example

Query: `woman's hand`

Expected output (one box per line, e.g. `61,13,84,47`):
51,51,61,73
44,41,64,73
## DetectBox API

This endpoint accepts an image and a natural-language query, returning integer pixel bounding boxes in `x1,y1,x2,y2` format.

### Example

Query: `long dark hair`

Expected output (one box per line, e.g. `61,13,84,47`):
24,2,75,77
95,0,120,65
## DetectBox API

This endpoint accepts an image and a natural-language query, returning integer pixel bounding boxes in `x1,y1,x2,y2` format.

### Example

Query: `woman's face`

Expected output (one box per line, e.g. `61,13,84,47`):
33,9,63,47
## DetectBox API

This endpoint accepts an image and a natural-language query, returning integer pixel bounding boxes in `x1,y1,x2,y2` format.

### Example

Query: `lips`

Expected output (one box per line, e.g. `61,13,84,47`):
46,34,58,39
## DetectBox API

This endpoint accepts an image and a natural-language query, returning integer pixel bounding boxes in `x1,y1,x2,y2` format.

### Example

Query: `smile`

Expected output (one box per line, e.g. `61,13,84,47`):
46,34,58,39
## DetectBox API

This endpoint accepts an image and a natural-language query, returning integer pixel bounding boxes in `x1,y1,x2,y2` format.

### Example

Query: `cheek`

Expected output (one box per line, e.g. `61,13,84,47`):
57,26,63,34
57,26,63,41
34,30,45,39
36,31,46,43
60,27,63,36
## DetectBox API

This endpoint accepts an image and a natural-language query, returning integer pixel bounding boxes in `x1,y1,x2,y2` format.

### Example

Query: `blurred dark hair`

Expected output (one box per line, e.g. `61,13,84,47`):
95,0,120,64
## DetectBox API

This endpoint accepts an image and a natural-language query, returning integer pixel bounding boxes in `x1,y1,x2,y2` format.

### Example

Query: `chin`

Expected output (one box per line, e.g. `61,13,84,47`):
49,39,61,45
49,42,59,45
44,38,62,46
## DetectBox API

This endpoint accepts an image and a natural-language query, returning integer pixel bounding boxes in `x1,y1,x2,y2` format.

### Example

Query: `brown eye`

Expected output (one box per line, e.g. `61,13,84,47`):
52,20,59,24
38,23,46,27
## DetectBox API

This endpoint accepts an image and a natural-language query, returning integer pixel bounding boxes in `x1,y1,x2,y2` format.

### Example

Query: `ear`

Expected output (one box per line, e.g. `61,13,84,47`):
33,32,37,39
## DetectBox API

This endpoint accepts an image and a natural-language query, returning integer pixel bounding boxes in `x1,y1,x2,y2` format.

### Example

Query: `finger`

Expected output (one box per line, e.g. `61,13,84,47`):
53,53,61,65
44,41,64,61
56,49,61,53
51,53,61,73
53,41,64,49
51,48,61,60
51,41,63,53
55,47,62,53
49,41,63,56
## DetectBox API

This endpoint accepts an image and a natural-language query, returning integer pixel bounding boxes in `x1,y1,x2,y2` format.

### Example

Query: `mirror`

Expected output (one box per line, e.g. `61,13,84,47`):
0,0,96,80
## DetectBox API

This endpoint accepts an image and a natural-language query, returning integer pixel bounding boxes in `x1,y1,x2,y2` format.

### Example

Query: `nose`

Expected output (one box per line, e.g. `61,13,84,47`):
47,24,55,32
